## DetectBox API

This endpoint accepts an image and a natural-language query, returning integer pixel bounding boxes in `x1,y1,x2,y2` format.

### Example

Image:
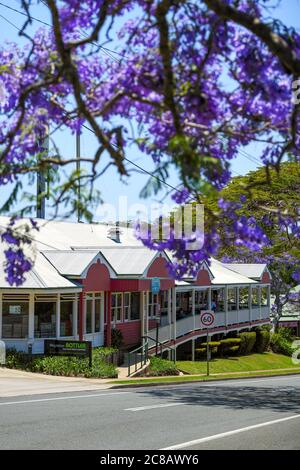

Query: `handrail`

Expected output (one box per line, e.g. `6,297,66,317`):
142,335,176,363
127,339,149,377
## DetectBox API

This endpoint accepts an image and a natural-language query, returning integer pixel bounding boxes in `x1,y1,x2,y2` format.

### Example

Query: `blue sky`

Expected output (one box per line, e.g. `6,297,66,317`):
0,0,299,221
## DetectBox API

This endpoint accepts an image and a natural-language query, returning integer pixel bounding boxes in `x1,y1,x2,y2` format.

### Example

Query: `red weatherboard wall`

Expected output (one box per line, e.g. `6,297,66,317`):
115,321,141,348
147,256,169,278
80,255,175,348
82,260,111,291
194,268,211,286
261,271,271,284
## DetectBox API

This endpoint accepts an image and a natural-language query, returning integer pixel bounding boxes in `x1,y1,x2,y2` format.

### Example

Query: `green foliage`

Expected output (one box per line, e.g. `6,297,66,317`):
228,346,240,355
201,341,221,348
270,329,297,357
255,329,271,353
277,327,293,341
147,356,179,376
219,338,241,356
5,347,118,378
200,341,221,355
111,328,124,349
207,162,300,274
238,332,257,355
270,333,294,357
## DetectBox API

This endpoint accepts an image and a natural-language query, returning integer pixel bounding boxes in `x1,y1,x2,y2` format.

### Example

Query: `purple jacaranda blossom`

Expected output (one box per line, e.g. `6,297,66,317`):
0,0,299,283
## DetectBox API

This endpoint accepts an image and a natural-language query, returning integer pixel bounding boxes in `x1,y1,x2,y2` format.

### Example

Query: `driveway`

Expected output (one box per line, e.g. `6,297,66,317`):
0,367,111,397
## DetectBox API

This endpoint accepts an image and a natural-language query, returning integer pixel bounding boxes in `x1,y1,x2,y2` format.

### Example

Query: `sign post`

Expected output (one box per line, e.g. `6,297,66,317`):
151,278,161,356
200,311,215,377
0,340,5,366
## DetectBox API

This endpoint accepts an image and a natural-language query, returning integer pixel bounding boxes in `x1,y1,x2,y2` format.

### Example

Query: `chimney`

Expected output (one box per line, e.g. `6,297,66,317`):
107,222,122,243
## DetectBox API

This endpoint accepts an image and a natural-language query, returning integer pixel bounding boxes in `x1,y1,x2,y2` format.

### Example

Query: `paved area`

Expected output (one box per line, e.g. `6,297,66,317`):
0,367,110,397
0,374,299,449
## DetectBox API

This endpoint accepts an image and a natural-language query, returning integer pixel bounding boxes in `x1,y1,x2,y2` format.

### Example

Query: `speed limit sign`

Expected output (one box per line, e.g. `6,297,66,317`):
200,311,215,328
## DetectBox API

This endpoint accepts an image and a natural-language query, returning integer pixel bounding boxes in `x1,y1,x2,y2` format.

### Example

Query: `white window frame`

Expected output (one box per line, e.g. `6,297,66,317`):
111,292,123,324
123,292,131,322
148,292,158,318
85,292,103,334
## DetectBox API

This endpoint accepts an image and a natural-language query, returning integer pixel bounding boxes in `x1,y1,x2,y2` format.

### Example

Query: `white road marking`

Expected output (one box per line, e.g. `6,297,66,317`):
202,375,300,387
161,414,300,450
0,391,131,406
125,403,184,412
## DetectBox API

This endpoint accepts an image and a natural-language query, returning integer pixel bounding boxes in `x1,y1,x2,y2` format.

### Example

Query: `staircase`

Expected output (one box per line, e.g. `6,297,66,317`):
125,336,175,377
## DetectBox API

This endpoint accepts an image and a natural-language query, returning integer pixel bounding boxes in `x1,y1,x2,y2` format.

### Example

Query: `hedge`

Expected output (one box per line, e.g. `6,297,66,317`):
255,329,271,353
270,334,295,357
238,332,256,355
5,347,118,378
219,338,241,356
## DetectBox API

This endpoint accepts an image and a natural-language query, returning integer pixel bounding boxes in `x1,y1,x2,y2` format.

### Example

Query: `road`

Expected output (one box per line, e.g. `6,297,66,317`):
0,375,299,450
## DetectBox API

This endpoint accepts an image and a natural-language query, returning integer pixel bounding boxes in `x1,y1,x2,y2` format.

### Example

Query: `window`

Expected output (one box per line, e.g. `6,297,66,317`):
95,294,101,332
60,301,73,337
131,292,140,320
112,293,122,323
159,291,168,317
148,292,158,318
211,289,225,312
195,290,208,313
228,288,237,311
261,287,269,306
239,287,249,310
34,301,56,338
2,295,29,339
124,293,131,321
251,287,259,307
85,293,102,333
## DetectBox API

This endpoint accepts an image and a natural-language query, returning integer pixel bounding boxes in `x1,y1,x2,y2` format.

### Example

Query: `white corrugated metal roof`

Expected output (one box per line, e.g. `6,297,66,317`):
210,259,257,285
100,247,157,276
224,263,267,280
0,249,79,289
42,250,101,276
0,216,262,287
0,217,142,251
42,247,158,276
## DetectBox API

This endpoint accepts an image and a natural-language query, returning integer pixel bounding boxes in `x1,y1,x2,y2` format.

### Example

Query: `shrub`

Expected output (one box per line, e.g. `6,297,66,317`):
255,329,271,353
4,347,118,378
5,348,29,369
239,332,256,355
200,341,221,356
228,346,240,355
147,357,179,376
111,328,123,349
219,338,241,356
277,327,293,341
270,333,294,357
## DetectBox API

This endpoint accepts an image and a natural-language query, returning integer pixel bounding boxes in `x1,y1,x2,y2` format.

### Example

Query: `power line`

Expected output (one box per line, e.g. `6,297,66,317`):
0,1,127,62
0,8,247,194
0,2,263,167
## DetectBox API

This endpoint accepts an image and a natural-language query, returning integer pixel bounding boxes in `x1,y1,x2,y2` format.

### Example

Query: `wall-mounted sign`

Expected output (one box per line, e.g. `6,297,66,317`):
200,310,215,328
44,340,92,367
151,277,160,294
9,305,21,315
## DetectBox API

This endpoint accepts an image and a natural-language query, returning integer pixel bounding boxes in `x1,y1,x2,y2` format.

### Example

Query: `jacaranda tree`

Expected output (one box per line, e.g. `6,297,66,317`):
0,0,299,285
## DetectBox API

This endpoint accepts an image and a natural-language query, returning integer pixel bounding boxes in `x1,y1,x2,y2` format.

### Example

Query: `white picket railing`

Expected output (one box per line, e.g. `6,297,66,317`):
149,306,270,345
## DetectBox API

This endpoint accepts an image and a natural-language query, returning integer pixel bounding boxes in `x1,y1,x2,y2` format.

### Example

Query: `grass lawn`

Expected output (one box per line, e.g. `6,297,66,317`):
177,352,299,375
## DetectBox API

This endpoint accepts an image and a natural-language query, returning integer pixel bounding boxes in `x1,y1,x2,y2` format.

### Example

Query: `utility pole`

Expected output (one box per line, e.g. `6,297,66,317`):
36,131,49,219
76,129,81,222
